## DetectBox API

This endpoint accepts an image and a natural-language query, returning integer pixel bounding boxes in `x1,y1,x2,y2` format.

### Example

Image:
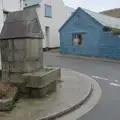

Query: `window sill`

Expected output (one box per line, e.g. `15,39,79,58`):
45,16,52,18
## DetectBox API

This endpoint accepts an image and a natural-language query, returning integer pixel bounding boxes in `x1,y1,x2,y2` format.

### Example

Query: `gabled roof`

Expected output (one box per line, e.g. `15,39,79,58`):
23,0,43,8
59,7,120,31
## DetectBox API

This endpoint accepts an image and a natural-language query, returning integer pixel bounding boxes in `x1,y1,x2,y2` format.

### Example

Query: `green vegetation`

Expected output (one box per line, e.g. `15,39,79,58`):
51,48,60,53
100,8,120,18
103,27,120,35
54,48,60,52
111,28,120,35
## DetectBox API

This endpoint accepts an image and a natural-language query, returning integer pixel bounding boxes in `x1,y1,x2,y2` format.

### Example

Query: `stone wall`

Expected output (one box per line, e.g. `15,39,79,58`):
1,38,43,81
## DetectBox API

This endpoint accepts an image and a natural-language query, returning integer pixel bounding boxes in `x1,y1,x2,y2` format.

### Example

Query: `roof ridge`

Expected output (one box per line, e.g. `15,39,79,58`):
59,7,120,31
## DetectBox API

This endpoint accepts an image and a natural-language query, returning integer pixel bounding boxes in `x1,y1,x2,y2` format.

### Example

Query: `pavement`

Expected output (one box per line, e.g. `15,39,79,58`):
43,52,120,120
0,68,99,120
48,51,120,64
56,70,102,120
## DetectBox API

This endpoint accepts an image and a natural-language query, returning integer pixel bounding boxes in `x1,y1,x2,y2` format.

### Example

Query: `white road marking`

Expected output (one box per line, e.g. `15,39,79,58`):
114,80,120,83
92,76,120,87
92,76,108,81
109,83,120,87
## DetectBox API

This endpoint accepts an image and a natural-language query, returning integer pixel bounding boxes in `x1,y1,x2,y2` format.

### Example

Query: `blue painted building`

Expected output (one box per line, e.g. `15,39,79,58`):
59,7,120,59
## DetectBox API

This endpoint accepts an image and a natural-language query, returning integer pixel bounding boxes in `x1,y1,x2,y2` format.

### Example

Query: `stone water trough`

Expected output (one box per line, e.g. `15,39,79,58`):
10,67,61,98
0,9,61,111
23,67,61,98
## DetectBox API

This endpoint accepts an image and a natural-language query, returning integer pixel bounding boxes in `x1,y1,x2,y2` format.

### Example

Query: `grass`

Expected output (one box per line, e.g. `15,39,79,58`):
50,48,60,53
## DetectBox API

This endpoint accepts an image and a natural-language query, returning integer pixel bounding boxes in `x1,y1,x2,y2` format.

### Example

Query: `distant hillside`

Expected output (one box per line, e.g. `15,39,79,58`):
100,8,120,18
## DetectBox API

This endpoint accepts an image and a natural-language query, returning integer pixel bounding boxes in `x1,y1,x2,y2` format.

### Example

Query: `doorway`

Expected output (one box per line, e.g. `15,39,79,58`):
45,26,50,48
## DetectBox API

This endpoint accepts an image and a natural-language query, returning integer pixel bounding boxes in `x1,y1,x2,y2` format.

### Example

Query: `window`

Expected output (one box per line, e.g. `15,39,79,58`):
72,33,84,46
45,5,52,18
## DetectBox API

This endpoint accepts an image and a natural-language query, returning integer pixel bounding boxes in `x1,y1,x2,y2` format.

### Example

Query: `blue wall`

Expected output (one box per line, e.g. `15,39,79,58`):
60,9,102,56
60,8,120,60
98,32,120,59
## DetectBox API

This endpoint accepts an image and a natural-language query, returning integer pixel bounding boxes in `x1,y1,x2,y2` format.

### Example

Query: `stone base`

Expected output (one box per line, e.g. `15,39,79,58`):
29,81,57,98
23,67,61,88
8,67,61,98
0,87,18,111
0,68,94,120
23,67,61,98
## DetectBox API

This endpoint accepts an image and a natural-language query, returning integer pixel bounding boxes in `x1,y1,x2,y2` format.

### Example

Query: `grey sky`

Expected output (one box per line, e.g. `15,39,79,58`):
63,0,120,12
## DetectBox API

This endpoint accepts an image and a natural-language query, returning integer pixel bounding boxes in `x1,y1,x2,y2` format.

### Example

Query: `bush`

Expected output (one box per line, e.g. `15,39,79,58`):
111,28,120,35
103,27,120,35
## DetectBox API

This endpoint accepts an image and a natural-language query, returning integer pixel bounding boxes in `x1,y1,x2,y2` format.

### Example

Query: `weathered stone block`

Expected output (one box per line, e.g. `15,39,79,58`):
29,81,56,98
0,87,18,111
9,73,26,85
23,67,61,88
21,67,61,98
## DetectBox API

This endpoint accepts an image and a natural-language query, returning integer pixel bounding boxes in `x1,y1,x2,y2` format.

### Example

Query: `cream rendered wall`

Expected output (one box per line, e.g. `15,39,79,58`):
36,0,74,48
0,0,3,70
0,0,4,32
0,0,23,32
2,0,23,11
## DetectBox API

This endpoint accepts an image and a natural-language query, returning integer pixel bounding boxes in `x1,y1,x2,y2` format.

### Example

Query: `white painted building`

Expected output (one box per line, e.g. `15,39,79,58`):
23,0,75,48
0,0,23,32
0,0,23,70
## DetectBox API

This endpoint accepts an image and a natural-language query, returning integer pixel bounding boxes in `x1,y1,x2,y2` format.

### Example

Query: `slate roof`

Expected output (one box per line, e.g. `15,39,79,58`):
60,7,120,31
83,8,120,29
0,9,44,40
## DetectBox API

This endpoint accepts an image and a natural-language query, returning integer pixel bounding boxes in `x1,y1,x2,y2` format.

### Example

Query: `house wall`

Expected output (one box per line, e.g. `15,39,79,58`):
0,0,23,32
2,0,23,11
34,0,74,48
0,0,4,32
60,8,120,60
98,32,120,59
0,2,3,71
60,9,102,56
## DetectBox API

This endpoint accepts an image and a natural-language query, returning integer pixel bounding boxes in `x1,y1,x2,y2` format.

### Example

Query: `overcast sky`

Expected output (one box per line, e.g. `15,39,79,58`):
63,0,120,12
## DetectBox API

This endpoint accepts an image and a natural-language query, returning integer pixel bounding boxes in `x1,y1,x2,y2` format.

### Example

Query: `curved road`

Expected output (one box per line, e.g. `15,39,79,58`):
44,52,120,120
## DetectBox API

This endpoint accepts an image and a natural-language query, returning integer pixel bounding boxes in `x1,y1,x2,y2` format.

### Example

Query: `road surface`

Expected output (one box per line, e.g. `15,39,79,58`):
44,52,120,120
